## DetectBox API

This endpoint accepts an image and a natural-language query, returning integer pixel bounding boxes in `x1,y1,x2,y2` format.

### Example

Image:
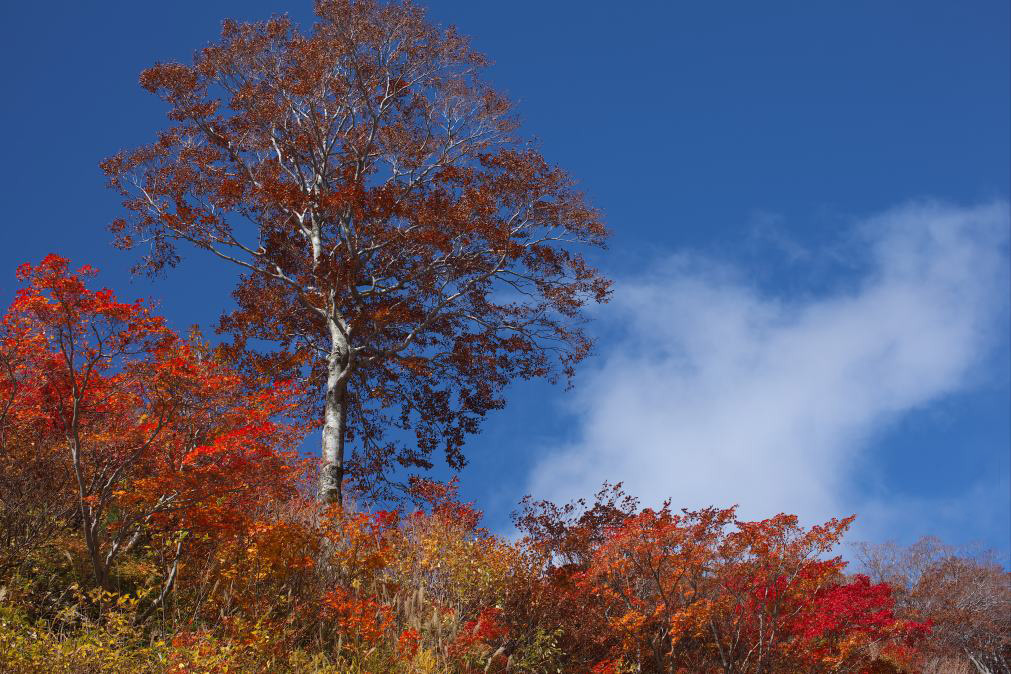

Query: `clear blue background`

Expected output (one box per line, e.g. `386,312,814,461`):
2,1,1007,550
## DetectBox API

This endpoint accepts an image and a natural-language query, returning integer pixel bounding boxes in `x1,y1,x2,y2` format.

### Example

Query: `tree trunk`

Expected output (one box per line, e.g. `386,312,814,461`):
70,436,109,587
966,650,994,674
319,338,347,504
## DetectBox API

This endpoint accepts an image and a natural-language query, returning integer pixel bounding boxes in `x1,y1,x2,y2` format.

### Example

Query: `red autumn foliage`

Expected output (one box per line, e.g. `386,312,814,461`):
0,4,995,674
856,537,1011,673
1,259,984,673
101,0,611,505
511,486,930,673
0,255,303,598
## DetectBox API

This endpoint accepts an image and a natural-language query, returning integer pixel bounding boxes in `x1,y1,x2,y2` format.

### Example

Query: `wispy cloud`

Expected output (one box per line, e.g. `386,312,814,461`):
527,200,1009,538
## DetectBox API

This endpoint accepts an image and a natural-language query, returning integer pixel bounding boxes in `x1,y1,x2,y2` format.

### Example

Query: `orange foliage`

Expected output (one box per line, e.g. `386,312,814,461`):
514,487,925,673
0,257,967,673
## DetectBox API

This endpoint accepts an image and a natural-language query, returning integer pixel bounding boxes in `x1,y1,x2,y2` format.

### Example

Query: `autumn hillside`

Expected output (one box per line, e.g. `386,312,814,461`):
0,255,1007,673
2,0,1009,672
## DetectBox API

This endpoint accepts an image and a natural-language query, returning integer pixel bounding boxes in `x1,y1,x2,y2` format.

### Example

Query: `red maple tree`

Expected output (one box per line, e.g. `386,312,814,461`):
1,255,301,599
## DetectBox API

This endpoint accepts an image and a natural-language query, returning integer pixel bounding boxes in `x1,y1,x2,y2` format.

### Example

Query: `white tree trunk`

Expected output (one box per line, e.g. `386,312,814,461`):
319,331,348,504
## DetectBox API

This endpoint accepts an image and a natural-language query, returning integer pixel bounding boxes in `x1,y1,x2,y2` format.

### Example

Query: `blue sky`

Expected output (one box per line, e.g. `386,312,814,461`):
2,1,1008,553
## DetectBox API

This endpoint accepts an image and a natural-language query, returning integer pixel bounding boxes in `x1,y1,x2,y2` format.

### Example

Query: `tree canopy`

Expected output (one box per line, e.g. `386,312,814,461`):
103,0,610,503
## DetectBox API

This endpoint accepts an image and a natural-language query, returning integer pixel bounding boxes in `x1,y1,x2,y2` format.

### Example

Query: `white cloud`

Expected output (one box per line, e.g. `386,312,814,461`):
527,200,1009,533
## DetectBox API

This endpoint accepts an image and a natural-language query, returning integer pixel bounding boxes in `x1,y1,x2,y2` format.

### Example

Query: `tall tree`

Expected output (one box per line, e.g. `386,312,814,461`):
103,0,610,504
